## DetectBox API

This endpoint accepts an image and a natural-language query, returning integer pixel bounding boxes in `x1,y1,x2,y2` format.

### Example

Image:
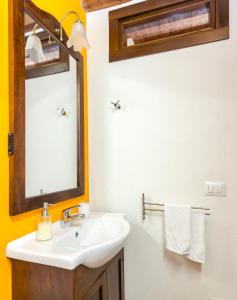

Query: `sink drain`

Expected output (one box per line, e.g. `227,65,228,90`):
75,232,79,238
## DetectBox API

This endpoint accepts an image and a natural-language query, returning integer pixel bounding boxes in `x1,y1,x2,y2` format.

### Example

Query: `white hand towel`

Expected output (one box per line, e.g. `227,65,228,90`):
188,211,206,263
164,204,191,255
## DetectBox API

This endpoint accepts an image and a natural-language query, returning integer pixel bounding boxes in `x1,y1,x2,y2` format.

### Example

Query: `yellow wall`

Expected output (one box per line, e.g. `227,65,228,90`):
0,1,88,299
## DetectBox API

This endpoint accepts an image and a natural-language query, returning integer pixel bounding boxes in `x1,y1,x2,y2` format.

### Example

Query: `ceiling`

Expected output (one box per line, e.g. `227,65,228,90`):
81,0,132,12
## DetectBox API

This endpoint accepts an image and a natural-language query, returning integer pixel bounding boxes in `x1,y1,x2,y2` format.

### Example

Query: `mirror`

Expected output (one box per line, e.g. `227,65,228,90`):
9,0,84,215
24,12,70,79
25,12,78,198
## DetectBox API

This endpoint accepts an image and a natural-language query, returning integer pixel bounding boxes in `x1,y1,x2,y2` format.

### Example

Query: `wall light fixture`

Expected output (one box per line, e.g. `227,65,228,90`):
25,23,46,63
59,11,90,53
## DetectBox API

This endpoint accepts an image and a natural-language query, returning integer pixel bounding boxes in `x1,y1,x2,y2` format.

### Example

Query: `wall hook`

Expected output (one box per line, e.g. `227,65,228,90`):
111,100,121,110
57,107,67,117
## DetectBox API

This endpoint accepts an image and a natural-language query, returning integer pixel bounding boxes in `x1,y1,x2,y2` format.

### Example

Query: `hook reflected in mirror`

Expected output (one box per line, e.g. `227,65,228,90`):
57,107,68,117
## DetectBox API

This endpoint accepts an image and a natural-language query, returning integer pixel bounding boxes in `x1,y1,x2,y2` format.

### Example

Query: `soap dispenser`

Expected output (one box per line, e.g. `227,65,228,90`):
36,202,53,241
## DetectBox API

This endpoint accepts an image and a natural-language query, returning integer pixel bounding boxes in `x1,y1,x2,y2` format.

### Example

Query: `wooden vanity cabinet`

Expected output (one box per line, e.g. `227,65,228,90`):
11,249,125,300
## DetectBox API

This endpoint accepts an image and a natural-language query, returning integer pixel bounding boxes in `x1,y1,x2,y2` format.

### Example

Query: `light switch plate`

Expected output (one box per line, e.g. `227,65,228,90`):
205,181,226,197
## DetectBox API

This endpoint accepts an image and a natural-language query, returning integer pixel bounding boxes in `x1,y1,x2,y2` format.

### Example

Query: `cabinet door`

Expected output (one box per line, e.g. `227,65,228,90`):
107,250,125,300
82,272,108,300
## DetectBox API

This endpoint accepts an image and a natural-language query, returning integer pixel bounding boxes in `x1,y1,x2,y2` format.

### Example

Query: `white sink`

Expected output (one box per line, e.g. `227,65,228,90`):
6,212,130,270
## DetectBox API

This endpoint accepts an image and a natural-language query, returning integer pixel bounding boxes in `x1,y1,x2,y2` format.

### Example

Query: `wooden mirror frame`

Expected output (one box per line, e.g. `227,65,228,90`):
9,0,85,215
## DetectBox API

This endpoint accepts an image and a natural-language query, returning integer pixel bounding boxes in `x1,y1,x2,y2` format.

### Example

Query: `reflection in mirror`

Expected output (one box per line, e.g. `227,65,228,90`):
25,13,78,198
24,12,69,79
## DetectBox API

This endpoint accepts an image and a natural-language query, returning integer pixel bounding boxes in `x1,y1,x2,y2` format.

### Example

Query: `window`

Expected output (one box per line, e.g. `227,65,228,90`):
109,0,229,62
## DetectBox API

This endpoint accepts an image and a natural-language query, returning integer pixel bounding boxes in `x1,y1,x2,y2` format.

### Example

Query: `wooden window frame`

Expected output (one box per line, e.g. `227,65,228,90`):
109,0,229,62
9,0,85,215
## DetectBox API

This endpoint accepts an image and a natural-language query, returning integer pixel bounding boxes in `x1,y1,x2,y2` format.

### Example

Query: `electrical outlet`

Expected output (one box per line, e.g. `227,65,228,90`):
205,181,226,197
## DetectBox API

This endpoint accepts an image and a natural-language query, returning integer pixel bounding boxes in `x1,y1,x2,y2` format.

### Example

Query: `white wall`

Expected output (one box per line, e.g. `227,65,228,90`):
87,1,237,299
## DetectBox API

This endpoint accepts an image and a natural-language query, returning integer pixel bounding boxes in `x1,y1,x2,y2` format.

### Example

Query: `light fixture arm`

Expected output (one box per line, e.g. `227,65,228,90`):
32,23,39,34
60,11,81,42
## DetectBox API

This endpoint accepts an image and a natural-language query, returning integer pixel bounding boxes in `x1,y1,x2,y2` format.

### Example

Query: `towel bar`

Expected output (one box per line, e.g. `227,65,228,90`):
142,193,211,221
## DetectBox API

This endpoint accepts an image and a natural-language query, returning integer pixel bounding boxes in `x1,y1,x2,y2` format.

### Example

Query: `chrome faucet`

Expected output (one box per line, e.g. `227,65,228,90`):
61,205,85,227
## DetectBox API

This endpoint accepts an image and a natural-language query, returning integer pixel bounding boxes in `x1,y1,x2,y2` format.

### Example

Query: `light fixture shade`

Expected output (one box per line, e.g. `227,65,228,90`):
25,34,46,63
67,21,90,53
